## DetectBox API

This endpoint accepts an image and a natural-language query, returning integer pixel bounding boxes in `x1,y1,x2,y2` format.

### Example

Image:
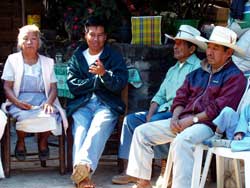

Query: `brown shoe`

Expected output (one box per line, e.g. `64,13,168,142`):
71,164,89,185
132,179,152,188
112,173,137,184
77,177,95,188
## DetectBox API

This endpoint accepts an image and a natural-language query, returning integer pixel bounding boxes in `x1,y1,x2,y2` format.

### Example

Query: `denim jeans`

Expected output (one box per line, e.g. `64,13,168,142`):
214,105,250,152
213,106,239,140
126,119,213,188
72,97,118,172
118,110,172,160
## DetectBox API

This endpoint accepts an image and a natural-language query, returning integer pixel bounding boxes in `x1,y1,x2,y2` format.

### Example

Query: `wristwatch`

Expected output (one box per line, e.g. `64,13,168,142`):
192,116,199,123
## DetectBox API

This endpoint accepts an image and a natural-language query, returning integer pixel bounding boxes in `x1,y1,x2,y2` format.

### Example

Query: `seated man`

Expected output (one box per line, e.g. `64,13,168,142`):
66,16,128,188
112,24,207,184
126,26,247,188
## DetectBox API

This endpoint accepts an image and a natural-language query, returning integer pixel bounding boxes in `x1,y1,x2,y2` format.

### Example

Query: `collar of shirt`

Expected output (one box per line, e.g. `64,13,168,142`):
176,54,198,68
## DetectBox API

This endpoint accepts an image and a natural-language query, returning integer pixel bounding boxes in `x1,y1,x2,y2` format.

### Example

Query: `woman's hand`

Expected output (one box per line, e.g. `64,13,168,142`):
42,103,54,114
4,81,32,110
15,100,32,110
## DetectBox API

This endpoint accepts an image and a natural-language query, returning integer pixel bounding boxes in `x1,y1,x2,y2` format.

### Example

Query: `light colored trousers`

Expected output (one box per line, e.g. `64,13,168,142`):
118,110,172,160
126,118,213,188
72,97,118,172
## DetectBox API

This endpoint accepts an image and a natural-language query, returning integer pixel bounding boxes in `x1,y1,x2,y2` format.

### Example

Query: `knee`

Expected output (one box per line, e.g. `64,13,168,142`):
123,114,134,130
133,125,147,143
221,106,235,116
171,136,191,155
124,113,140,131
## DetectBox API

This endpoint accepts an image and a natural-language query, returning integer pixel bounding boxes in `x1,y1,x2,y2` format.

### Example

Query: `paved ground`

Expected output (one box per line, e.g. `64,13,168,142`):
0,157,160,188
0,132,216,188
0,162,136,188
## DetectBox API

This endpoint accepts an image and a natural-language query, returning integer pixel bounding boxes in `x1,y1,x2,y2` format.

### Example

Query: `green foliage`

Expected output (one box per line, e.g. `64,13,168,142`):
44,0,131,42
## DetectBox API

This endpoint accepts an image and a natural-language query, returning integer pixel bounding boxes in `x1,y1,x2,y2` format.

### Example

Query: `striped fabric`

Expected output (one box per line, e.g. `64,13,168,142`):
131,16,162,45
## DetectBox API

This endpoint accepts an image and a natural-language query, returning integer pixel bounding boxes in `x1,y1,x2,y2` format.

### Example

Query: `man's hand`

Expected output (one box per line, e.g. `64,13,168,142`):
170,117,181,134
89,59,106,76
146,114,152,122
177,116,193,132
170,116,193,133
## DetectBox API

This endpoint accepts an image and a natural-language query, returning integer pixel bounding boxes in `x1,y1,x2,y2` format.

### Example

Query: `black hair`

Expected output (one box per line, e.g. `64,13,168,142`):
223,46,230,52
84,15,107,33
186,41,197,49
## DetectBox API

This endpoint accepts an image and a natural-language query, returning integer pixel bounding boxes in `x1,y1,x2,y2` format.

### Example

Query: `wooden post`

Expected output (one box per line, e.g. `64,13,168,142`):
21,0,26,25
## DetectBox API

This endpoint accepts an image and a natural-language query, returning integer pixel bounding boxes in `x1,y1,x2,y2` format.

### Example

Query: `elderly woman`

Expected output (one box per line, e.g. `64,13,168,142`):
1,24,68,161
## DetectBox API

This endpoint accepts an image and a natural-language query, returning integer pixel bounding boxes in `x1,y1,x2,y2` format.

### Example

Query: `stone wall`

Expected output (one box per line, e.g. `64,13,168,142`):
0,43,176,113
110,43,176,113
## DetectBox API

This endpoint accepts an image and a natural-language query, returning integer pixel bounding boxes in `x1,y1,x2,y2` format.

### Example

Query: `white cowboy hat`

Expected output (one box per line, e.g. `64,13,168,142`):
164,25,207,51
204,26,245,57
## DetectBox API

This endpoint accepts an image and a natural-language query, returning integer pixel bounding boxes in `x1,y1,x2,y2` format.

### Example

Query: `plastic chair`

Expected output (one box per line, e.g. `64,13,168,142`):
160,144,208,188
1,115,66,177
199,147,250,188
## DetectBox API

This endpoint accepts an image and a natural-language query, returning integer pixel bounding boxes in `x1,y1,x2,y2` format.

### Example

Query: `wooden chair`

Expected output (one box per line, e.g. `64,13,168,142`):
66,85,128,172
1,115,66,177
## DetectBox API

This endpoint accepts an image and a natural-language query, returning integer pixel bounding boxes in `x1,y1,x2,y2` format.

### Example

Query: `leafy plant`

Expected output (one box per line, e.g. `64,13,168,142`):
62,0,132,42
167,0,215,19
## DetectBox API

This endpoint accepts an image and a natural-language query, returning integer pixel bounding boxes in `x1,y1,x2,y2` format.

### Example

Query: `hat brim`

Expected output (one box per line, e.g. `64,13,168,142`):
204,39,246,58
164,34,207,52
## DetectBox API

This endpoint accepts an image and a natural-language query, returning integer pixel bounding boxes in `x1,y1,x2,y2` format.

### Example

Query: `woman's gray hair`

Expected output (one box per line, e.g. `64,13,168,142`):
17,24,42,50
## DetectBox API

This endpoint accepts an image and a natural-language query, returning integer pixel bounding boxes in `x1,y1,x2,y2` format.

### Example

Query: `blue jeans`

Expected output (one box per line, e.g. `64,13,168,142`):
214,105,250,152
72,97,118,172
118,110,172,159
213,106,239,140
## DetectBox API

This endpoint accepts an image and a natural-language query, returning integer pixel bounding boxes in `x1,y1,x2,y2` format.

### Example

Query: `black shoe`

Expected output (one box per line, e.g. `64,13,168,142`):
15,145,26,161
39,147,50,161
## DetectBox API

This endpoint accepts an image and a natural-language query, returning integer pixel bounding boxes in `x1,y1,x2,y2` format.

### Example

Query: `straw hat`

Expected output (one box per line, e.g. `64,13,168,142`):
165,25,207,51
204,26,245,57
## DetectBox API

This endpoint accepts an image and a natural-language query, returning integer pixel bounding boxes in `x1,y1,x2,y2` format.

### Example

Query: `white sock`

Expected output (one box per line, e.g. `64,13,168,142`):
203,132,223,147
211,139,231,148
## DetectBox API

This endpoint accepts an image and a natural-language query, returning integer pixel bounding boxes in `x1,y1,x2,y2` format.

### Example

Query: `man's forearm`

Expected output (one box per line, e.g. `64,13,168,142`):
172,106,184,120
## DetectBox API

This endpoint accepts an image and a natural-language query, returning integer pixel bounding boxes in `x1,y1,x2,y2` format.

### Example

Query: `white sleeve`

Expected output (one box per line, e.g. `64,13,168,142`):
50,61,57,83
1,56,15,81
